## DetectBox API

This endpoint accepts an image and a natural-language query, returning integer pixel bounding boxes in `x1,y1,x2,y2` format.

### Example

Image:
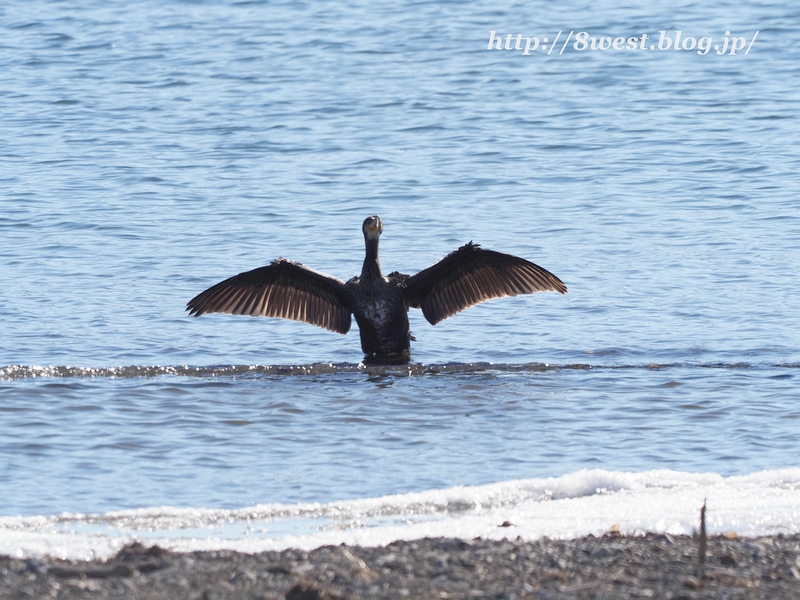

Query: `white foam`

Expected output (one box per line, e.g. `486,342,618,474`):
2,468,798,560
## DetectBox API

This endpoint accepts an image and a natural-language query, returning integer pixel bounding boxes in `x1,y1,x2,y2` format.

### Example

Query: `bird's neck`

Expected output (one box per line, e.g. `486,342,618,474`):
362,235,383,279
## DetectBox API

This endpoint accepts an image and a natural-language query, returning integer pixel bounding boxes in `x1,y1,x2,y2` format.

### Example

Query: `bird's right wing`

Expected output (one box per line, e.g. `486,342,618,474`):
186,258,352,334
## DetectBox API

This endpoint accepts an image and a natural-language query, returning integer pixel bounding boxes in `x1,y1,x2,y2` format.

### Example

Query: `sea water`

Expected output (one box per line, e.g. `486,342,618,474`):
2,0,799,559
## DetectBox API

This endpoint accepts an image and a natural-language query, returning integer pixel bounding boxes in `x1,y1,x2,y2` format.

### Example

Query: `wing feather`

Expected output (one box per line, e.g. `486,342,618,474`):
404,242,567,325
187,258,352,334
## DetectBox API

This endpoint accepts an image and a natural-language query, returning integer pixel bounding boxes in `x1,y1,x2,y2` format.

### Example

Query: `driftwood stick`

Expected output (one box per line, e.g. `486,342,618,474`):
698,499,707,564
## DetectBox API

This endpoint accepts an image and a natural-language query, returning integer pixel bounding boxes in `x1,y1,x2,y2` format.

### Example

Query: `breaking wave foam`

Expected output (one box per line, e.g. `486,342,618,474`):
2,468,798,560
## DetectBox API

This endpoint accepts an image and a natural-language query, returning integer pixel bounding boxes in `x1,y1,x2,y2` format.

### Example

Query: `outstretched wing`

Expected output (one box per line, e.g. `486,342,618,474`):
403,242,567,326
186,258,352,334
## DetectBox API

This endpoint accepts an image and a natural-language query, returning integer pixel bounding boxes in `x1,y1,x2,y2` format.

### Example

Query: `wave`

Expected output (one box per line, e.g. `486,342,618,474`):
2,361,798,380
2,468,798,560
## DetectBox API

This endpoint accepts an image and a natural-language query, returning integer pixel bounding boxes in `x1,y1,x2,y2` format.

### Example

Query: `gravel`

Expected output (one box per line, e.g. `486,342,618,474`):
1,532,799,599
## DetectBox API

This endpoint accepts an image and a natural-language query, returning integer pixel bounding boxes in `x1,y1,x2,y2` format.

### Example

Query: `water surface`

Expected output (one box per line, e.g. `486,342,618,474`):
1,0,799,522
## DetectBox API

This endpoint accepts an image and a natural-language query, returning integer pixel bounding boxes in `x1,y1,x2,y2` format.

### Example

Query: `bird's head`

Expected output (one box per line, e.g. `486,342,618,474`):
362,215,383,240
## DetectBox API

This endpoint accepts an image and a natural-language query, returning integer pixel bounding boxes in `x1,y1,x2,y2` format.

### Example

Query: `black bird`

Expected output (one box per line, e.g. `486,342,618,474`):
187,216,567,362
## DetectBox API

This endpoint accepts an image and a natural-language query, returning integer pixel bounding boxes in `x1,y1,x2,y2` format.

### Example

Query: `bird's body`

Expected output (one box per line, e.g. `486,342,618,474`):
345,272,412,361
187,216,566,363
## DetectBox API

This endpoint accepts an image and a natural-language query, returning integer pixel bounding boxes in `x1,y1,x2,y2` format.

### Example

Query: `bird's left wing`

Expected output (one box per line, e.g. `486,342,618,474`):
403,242,567,326
186,258,352,334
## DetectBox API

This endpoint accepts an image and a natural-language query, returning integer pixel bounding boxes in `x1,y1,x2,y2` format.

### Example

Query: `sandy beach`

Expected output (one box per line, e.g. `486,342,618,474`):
2,532,799,599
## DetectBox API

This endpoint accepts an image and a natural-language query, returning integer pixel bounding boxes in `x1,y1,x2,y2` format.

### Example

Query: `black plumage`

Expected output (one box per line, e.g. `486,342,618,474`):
187,216,567,362
186,259,352,334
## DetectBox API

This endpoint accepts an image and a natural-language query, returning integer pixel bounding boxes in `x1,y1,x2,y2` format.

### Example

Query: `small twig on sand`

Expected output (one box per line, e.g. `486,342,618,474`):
699,499,707,564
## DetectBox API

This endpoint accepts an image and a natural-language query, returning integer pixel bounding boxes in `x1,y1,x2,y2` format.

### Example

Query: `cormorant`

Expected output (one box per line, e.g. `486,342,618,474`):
187,216,566,362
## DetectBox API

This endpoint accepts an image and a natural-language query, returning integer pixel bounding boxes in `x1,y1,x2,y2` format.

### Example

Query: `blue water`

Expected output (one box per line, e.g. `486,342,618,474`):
2,1,799,518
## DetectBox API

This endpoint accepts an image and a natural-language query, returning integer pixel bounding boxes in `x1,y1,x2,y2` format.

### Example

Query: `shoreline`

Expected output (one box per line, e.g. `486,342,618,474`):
1,533,798,599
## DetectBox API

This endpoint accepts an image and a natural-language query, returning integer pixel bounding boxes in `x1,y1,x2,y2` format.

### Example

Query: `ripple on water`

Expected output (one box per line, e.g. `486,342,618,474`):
1,362,798,515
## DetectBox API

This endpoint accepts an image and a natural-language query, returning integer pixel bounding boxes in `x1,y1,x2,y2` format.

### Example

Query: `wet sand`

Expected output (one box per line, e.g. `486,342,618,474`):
2,533,799,599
